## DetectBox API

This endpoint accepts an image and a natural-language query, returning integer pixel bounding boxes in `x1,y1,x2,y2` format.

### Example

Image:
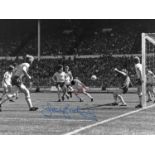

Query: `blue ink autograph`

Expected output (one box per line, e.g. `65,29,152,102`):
40,103,97,121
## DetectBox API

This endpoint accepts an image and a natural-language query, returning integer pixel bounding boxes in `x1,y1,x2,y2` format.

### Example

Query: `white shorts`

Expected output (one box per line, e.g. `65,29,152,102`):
73,86,89,94
2,81,12,93
65,81,71,86
2,81,11,89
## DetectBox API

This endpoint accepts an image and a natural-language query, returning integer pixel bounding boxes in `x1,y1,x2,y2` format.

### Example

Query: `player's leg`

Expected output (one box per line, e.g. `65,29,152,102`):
9,85,18,100
146,85,152,102
2,85,14,101
67,85,73,98
113,89,126,106
56,84,61,102
82,88,93,102
150,87,155,97
61,84,69,101
153,87,155,97
152,87,155,103
0,83,8,100
7,85,15,102
15,88,19,99
135,85,142,108
113,89,122,105
117,94,127,106
19,83,38,111
0,94,10,111
0,89,6,100
113,90,119,105
0,86,15,111
73,90,83,102
148,85,155,102
151,86,155,102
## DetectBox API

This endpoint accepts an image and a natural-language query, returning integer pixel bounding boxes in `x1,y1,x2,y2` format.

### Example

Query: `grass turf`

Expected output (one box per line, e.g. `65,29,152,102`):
0,92,154,135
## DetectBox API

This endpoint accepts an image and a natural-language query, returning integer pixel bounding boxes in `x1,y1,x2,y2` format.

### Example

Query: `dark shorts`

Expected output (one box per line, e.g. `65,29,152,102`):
11,76,22,88
122,86,128,94
135,79,142,86
66,83,71,87
56,82,65,88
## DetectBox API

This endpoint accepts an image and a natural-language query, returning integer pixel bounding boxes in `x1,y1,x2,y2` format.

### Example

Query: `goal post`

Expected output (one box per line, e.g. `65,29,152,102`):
142,33,155,107
142,33,146,107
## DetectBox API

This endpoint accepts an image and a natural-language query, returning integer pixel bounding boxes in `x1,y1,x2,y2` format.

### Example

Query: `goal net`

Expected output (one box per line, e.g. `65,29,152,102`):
142,33,155,107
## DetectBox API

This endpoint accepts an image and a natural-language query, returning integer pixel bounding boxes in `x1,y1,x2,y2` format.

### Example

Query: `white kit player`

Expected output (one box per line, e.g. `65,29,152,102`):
70,78,93,102
134,56,143,108
146,68,155,102
0,65,15,102
52,65,69,102
0,55,38,112
65,65,73,97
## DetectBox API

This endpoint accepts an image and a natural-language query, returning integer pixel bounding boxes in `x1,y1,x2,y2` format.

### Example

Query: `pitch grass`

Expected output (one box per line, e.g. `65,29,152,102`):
0,92,154,135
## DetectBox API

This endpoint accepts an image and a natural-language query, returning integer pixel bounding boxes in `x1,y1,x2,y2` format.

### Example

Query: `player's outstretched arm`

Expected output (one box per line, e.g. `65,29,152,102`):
114,68,126,76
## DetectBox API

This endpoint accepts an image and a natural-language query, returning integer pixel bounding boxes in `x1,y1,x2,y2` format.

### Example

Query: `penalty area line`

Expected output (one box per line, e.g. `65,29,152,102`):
64,103,155,135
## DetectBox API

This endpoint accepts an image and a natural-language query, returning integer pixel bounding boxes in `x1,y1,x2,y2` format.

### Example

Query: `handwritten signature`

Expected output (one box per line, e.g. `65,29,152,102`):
40,103,97,121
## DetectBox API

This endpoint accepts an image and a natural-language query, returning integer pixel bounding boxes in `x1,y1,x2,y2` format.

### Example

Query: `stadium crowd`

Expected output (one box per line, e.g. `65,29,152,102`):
0,20,143,56
0,20,148,89
0,55,136,89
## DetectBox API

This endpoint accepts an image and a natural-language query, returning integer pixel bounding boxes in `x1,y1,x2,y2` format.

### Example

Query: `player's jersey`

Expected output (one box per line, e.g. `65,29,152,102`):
53,72,66,83
135,63,142,80
117,73,130,94
2,71,12,86
65,71,73,85
121,74,130,89
12,63,30,79
72,79,84,90
147,70,155,84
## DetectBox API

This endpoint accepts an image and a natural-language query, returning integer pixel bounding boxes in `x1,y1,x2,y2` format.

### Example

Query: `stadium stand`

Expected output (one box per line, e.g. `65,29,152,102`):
0,19,151,89
0,56,136,89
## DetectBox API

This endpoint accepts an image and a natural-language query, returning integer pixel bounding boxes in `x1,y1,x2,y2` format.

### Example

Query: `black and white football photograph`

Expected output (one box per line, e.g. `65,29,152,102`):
1,1,155,155
0,19,155,135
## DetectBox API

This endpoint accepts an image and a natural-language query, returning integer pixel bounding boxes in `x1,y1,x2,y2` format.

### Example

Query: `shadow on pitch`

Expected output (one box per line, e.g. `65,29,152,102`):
81,103,130,110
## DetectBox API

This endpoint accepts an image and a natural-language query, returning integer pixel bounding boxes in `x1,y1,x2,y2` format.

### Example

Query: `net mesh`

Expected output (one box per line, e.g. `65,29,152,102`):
146,34,155,73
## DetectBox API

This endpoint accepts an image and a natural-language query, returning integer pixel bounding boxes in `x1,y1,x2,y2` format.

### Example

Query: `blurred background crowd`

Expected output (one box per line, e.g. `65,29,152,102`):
0,19,154,89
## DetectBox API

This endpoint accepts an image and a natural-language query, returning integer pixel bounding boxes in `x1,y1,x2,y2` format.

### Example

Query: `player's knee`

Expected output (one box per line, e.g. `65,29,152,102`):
117,94,122,99
25,96,30,101
25,92,30,100
23,88,30,98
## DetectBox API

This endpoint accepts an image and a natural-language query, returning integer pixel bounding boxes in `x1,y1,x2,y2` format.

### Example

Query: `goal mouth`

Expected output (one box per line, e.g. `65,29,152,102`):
145,35,155,46
142,33,155,107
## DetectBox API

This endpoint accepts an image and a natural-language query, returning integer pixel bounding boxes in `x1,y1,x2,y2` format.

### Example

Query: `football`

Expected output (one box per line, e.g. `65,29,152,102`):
91,75,97,80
